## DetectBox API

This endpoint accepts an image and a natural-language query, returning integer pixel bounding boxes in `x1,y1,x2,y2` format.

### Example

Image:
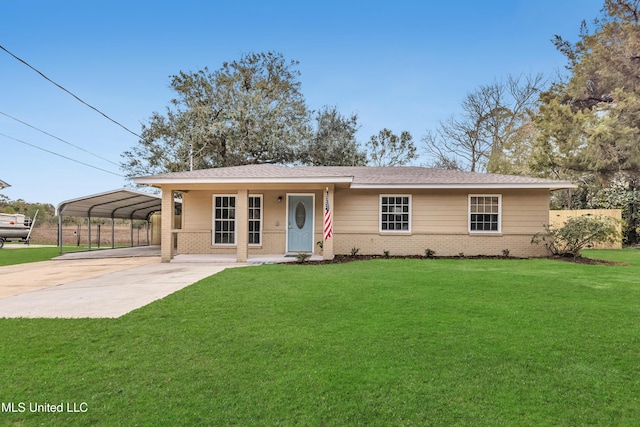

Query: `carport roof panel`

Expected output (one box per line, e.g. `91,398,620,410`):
56,189,176,220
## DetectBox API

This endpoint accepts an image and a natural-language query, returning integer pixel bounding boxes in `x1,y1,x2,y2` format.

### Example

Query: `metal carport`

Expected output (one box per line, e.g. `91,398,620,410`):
56,189,180,252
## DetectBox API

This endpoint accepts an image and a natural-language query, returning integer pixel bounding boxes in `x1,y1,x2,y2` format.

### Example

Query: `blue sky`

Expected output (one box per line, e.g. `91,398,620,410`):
1,0,604,205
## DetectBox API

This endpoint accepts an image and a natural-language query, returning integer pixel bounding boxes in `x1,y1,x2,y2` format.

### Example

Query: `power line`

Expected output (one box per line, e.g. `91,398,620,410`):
0,131,124,177
0,111,120,167
0,44,142,139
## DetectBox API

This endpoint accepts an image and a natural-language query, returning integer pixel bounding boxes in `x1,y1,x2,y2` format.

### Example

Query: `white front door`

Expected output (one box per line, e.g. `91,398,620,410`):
287,195,314,252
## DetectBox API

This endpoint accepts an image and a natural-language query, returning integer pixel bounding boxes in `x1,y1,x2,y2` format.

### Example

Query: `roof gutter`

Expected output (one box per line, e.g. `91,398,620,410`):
349,182,577,190
133,176,355,186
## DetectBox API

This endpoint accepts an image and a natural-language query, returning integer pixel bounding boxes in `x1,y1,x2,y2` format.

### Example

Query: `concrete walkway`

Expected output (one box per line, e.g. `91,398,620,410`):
0,252,242,318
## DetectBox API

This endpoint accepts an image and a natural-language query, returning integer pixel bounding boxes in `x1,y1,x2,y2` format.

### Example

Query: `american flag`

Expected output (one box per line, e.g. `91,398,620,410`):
324,189,333,240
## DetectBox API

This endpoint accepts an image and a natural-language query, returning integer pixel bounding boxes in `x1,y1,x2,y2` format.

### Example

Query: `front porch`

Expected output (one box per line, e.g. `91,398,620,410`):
159,184,336,263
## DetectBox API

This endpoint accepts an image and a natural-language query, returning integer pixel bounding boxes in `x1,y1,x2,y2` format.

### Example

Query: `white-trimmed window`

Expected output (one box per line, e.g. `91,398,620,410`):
469,195,501,233
213,195,236,245
248,195,262,246
380,195,411,232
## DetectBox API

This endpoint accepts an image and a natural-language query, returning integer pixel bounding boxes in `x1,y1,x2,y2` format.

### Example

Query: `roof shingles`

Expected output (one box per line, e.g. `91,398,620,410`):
134,164,574,189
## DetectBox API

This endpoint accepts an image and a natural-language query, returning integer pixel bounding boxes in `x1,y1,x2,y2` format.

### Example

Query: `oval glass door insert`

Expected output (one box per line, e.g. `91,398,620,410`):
295,202,306,229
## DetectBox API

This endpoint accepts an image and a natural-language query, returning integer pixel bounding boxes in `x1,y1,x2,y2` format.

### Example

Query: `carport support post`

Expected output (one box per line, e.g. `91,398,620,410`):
58,214,62,254
160,187,175,262
236,189,248,262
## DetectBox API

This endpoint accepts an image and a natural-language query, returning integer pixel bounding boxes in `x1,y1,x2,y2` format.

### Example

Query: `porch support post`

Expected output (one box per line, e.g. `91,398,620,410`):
236,189,249,262
323,185,335,260
161,187,175,263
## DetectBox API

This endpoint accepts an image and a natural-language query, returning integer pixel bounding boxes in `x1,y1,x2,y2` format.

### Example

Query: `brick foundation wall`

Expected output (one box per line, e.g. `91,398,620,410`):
176,230,287,255
333,232,546,258
175,229,545,258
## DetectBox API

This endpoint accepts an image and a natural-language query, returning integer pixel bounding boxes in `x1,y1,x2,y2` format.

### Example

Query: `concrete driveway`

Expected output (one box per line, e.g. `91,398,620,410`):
0,248,241,318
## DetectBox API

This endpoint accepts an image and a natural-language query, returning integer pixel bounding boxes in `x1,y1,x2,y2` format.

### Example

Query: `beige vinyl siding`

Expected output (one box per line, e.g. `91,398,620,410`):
181,191,215,229
335,188,549,236
334,189,379,231
501,189,549,235
335,189,470,235
414,190,468,234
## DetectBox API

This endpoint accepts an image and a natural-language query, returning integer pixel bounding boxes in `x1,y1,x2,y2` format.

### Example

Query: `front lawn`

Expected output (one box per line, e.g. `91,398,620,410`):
1,250,639,425
0,246,64,266
0,245,120,266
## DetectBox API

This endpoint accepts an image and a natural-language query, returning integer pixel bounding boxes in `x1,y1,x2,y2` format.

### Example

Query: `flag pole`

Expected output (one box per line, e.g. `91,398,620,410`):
324,186,333,241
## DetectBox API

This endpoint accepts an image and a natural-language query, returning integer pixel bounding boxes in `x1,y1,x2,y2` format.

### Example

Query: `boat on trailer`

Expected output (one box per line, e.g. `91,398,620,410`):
0,212,37,248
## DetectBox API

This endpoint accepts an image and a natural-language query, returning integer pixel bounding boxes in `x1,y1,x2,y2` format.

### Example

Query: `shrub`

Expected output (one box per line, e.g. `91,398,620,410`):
295,252,310,263
350,247,360,257
383,250,390,258
531,215,622,259
424,248,436,258
501,249,510,258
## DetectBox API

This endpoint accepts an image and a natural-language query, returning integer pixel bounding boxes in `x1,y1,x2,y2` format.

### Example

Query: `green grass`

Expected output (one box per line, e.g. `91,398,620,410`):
0,246,65,266
0,245,124,266
1,250,640,425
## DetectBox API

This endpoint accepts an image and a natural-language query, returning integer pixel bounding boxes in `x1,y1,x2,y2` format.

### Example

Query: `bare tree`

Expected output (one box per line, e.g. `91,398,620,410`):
423,74,544,173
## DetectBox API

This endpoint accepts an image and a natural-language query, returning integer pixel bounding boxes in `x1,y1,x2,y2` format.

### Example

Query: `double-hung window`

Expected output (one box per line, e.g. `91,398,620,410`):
213,194,262,246
213,195,236,245
248,195,262,245
380,195,411,232
469,195,501,233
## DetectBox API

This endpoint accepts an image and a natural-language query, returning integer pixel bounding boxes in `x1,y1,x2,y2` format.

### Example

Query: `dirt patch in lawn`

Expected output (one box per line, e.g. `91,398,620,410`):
548,254,628,266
